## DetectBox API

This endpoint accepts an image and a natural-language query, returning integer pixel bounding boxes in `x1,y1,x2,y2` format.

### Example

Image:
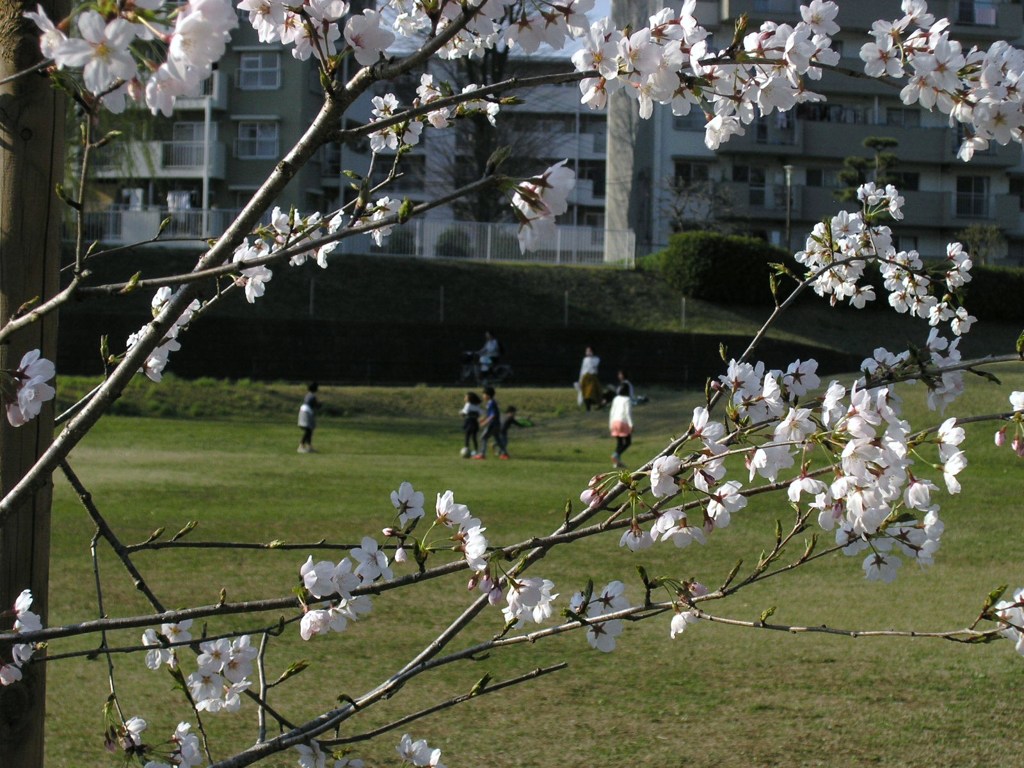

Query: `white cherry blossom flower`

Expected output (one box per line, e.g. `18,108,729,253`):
391,482,425,526
4,349,56,427
53,11,137,94
669,610,698,638
350,536,392,583
503,577,557,626
345,9,394,66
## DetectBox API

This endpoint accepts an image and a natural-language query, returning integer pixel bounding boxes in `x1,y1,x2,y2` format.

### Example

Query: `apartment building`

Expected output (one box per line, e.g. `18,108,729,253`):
636,0,1024,261
79,0,1024,264
85,17,340,242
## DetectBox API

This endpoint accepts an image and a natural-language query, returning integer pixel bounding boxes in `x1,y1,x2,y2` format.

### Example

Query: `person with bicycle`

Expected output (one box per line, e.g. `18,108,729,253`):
476,331,502,377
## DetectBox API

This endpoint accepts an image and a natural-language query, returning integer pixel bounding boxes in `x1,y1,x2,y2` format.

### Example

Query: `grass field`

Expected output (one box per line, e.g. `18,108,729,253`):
43,371,1024,768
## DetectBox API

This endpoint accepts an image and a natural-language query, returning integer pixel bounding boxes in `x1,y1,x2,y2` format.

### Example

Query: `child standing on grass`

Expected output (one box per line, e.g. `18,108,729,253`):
609,383,633,468
474,386,501,459
297,382,321,453
497,405,527,459
460,391,482,458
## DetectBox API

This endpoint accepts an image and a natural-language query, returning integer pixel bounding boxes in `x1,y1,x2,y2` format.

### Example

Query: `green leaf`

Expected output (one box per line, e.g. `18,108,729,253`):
143,527,165,544
485,145,512,174
119,271,142,294
170,520,198,541
273,660,310,686
759,606,777,624
469,674,492,696
722,559,743,589
1016,329,1024,360
981,584,1009,616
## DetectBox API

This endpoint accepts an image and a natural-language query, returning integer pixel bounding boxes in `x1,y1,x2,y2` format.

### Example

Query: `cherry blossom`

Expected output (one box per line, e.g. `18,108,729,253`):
391,482,425,526
512,160,576,253
350,536,393,583
3,349,56,427
51,11,136,95
503,577,558,626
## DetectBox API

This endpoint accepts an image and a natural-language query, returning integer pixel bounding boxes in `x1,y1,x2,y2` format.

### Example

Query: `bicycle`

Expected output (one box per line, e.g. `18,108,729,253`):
458,351,513,387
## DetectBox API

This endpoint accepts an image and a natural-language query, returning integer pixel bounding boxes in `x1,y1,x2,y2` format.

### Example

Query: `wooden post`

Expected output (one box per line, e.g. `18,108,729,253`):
0,1,66,765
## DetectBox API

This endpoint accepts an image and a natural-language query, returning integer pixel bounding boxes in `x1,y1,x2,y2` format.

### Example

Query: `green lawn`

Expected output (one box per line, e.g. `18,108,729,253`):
42,372,1024,768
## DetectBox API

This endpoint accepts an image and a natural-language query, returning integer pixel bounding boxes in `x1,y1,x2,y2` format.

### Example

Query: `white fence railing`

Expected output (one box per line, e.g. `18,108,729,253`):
66,210,636,267
358,219,635,267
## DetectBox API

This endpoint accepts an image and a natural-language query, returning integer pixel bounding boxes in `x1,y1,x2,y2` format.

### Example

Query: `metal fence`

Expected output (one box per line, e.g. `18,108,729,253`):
65,210,636,267
359,219,636,267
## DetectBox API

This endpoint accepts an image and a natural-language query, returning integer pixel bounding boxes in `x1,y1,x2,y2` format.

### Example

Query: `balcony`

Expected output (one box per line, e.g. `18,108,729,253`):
720,0,1020,40
70,207,240,244
793,188,1023,231
717,180,797,220
92,140,227,180
799,121,949,164
175,71,228,111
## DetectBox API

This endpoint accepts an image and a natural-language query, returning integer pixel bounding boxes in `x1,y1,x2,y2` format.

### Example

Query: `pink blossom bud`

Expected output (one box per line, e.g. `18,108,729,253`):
1014,436,1024,458
127,79,144,103
488,586,503,605
689,581,709,598
394,546,407,563
995,428,1007,447
382,527,399,537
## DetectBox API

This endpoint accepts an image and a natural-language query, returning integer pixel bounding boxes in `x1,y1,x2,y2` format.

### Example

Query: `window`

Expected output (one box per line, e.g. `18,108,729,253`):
675,161,710,187
172,122,203,141
956,1,997,26
805,168,840,188
236,121,279,159
238,52,281,90
956,176,989,218
893,235,919,252
166,123,214,168
1009,178,1024,211
576,160,605,197
672,111,705,131
733,165,766,206
886,108,921,128
888,172,920,192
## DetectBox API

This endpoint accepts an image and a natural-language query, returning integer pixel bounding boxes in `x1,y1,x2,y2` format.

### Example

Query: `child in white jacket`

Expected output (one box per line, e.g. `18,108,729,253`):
609,384,633,468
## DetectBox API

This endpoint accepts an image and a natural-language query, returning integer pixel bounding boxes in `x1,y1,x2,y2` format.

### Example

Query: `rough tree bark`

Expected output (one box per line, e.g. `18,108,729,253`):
0,0,65,765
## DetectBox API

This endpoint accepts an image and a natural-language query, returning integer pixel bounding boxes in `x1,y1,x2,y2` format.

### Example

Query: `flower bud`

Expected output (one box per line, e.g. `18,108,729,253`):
995,427,1007,447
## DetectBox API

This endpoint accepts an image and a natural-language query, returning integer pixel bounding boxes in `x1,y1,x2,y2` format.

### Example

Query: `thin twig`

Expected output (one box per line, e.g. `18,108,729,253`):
325,663,569,746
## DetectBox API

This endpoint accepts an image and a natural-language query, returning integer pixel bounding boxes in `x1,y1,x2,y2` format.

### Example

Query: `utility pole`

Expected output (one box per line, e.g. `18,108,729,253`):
0,1,66,765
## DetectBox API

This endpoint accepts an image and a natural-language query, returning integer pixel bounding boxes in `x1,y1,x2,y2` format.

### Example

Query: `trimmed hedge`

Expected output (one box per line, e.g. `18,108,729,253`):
964,264,1024,323
654,231,796,305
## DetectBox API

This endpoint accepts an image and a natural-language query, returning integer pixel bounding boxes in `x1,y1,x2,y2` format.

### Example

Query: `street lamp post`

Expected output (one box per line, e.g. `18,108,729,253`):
783,164,794,250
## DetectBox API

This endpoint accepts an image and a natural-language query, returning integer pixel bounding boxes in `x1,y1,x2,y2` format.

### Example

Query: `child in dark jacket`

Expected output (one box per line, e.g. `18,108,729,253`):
460,391,482,458
497,405,526,459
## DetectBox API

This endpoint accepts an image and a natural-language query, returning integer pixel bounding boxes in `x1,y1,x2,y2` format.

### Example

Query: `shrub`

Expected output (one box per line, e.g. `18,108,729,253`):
963,264,1024,323
654,231,795,305
435,227,472,259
